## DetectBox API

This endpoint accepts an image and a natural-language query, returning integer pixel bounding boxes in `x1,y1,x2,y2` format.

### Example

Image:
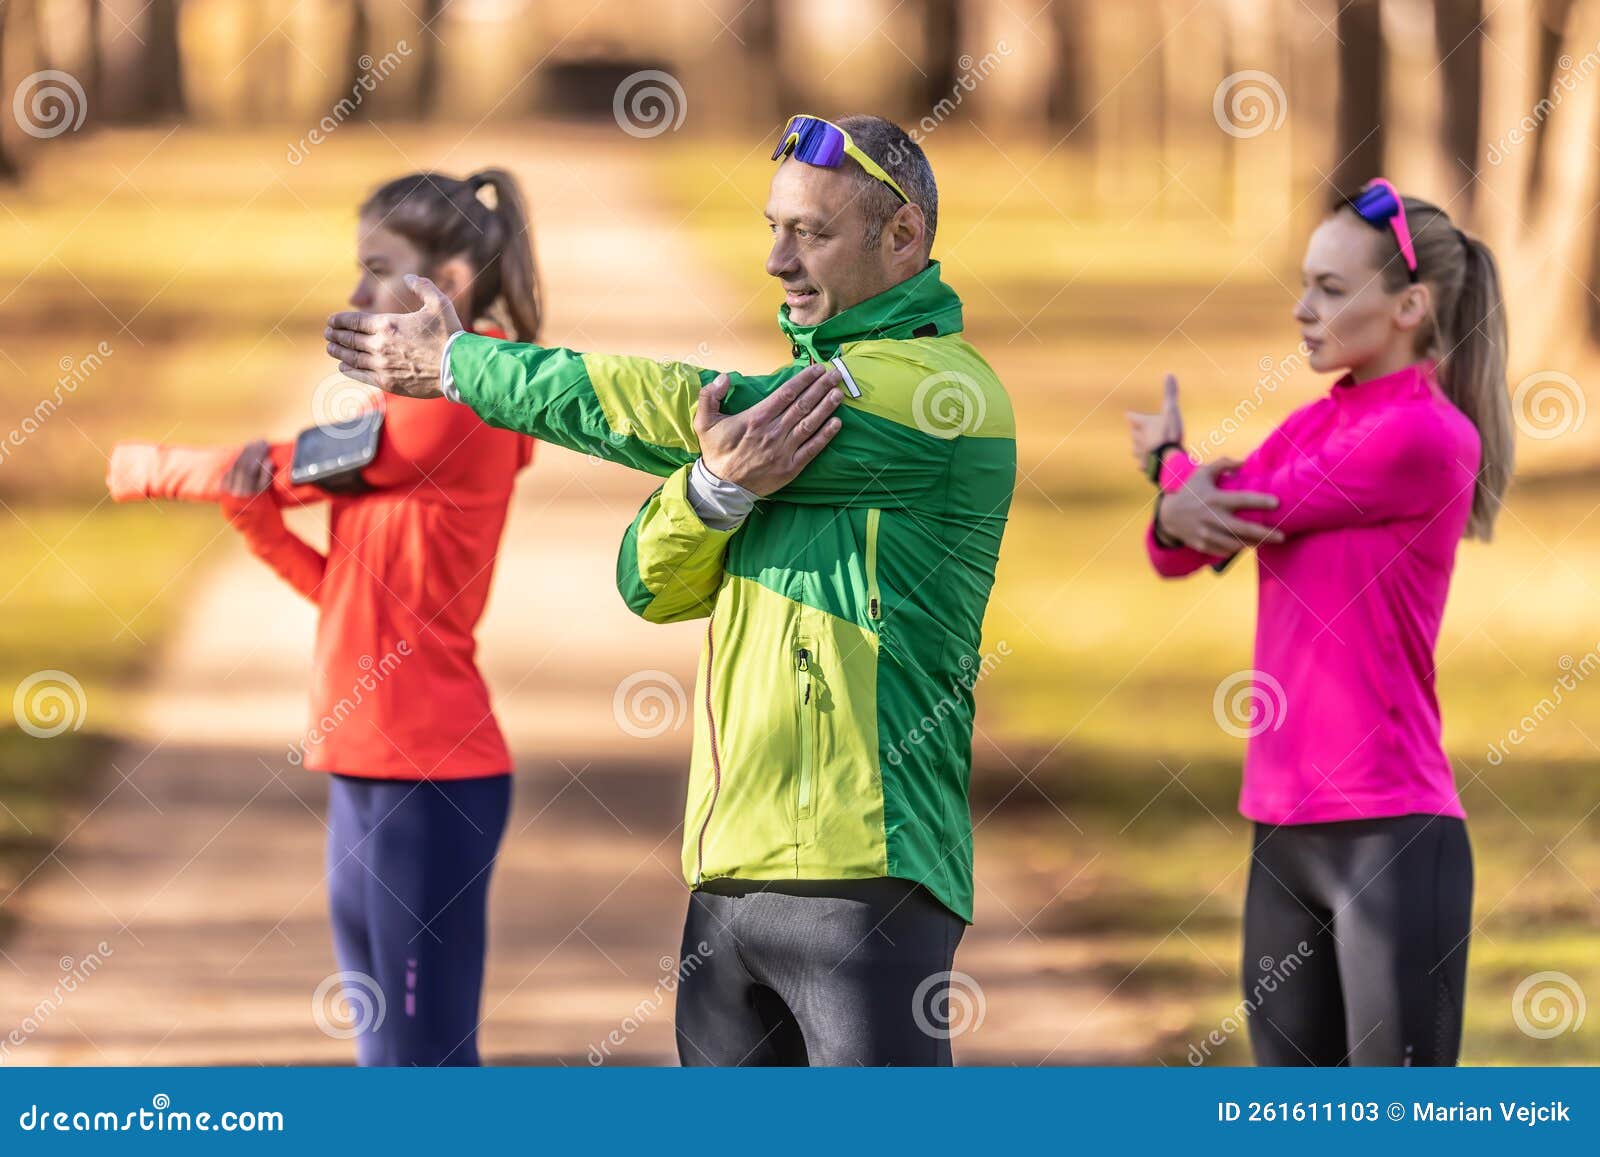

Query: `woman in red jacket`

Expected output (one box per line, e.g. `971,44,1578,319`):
109,170,539,1065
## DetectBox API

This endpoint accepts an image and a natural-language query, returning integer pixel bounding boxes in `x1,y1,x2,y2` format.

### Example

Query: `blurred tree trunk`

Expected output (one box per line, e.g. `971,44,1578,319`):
1433,0,1484,209
1288,0,1342,244
84,0,103,123
342,0,372,121
739,0,793,128
412,0,444,118
1483,0,1600,366
0,0,19,181
1092,0,1165,207
102,0,185,121
1046,0,1093,149
1332,0,1385,191
1525,0,1575,212
1220,0,1293,243
147,0,183,116
239,0,292,122
1159,0,1227,215
1478,0,1539,247
0,0,52,180
918,0,963,118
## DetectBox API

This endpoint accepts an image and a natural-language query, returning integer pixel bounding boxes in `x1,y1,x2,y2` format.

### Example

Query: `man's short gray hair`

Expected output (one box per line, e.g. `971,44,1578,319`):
836,114,938,257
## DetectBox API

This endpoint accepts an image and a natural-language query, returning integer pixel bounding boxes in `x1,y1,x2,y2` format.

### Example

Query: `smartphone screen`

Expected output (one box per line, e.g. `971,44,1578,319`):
289,411,383,487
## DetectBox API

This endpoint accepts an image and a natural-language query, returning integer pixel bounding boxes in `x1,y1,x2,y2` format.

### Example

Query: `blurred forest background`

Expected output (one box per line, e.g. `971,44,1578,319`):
0,0,1595,1064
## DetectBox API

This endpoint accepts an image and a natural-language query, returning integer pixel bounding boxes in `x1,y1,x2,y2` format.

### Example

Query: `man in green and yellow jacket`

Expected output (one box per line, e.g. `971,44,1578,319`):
328,114,1015,1065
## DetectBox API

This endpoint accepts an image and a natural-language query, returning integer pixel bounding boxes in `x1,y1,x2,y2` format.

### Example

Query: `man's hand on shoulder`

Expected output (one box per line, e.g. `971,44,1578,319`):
694,364,845,497
325,275,464,400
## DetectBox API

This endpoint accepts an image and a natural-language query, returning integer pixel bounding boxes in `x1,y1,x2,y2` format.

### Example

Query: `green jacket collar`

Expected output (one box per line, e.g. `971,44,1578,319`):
777,260,964,363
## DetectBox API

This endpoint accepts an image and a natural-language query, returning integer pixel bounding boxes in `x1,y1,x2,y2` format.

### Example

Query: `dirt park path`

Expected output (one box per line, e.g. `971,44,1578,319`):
0,133,1156,1066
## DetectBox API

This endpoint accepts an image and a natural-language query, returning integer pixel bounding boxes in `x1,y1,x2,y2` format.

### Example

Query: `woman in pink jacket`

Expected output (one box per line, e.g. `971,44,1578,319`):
1128,181,1513,1065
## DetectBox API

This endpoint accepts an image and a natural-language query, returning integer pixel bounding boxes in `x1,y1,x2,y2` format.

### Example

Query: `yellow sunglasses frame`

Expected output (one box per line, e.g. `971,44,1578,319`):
773,114,911,205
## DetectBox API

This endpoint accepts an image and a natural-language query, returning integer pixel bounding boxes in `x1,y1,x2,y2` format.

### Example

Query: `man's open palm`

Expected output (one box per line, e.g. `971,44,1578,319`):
326,275,464,399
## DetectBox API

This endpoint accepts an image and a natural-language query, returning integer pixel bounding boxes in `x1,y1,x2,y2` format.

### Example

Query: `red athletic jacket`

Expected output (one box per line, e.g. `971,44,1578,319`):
108,330,533,780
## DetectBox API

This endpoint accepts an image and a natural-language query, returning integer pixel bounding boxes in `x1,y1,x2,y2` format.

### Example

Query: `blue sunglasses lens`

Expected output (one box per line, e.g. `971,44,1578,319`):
774,117,845,168
1352,184,1399,225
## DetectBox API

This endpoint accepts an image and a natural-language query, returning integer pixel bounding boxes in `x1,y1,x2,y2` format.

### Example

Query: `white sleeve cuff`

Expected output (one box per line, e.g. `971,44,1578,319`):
440,330,470,403
686,458,757,531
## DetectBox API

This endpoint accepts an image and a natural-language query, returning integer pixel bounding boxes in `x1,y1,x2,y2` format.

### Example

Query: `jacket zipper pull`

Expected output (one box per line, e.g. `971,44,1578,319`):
796,647,811,704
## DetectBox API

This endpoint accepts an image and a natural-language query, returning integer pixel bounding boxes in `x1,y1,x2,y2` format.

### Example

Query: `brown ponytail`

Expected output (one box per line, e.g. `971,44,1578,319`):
1442,230,1513,541
360,168,544,342
1338,194,1515,541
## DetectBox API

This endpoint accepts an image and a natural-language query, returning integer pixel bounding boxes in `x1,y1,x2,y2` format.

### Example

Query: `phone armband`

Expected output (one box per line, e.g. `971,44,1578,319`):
289,410,384,494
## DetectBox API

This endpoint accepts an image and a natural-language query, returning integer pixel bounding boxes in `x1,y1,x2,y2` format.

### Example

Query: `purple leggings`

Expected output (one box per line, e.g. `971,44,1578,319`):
325,773,511,1066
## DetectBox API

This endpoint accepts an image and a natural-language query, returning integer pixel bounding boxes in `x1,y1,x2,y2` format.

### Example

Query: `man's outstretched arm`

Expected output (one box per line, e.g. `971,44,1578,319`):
325,277,949,501
326,276,841,478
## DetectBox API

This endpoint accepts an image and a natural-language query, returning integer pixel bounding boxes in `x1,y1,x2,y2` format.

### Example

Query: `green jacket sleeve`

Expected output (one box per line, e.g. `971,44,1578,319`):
448,335,956,505
616,464,734,623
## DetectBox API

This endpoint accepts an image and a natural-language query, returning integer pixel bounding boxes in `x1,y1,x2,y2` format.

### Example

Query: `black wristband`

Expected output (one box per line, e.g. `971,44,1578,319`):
1151,491,1184,550
1144,441,1184,485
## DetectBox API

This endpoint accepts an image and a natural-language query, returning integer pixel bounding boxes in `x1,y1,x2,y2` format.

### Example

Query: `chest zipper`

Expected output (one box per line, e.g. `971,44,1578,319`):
865,508,882,621
694,614,721,885
795,643,816,840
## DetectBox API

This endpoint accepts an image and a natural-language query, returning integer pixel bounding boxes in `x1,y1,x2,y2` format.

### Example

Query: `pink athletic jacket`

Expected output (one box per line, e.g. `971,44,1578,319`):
1147,361,1481,825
